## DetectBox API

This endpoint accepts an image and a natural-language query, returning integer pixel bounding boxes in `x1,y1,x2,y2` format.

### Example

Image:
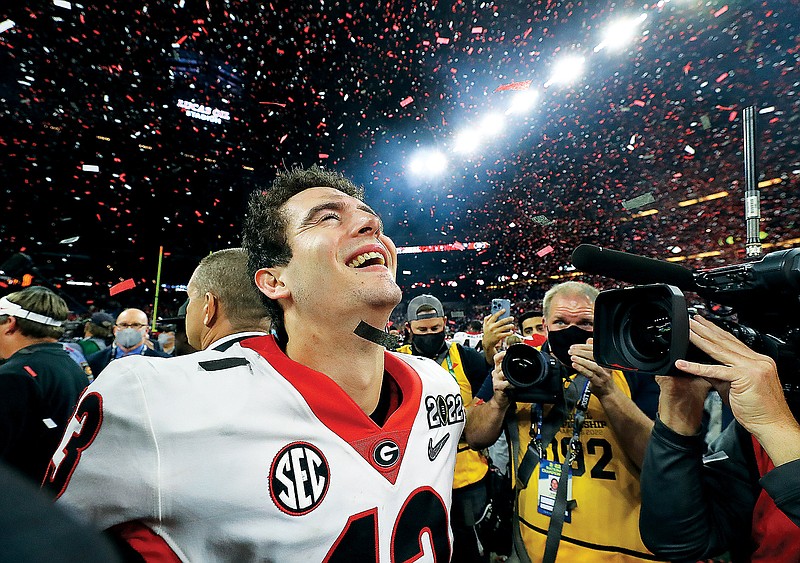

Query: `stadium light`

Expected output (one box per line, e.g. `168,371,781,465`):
478,113,506,137
453,129,481,154
408,149,448,177
507,89,539,114
595,14,647,52
544,55,585,87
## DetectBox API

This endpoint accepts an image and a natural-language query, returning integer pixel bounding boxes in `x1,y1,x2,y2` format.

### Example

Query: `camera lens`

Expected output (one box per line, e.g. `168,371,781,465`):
621,302,672,362
502,344,549,388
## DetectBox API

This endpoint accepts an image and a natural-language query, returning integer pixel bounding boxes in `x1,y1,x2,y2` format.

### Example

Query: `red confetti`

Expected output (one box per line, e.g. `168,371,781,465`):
494,80,533,92
399,96,414,107
714,5,729,17
715,72,729,83
109,278,136,296
536,245,554,257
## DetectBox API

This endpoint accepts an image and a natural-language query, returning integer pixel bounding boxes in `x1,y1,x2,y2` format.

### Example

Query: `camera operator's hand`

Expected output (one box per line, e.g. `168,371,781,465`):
464,350,513,450
654,374,712,436
569,338,616,398
570,337,655,469
489,350,514,410
675,315,800,466
483,310,516,365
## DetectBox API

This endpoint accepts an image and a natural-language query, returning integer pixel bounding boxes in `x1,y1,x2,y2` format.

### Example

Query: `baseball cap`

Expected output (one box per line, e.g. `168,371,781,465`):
158,298,189,324
90,312,115,329
407,294,445,321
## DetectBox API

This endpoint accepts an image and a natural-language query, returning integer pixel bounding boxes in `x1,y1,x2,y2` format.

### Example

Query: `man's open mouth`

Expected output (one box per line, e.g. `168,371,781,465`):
347,251,386,269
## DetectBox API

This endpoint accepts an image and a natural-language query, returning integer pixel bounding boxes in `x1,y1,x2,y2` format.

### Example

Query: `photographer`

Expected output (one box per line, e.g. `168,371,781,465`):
640,315,800,561
466,281,661,562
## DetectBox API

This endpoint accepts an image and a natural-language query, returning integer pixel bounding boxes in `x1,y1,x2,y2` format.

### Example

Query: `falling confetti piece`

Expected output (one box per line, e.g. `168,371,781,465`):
622,193,656,210
109,278,136,296
494,80,533,92
536,246,554,258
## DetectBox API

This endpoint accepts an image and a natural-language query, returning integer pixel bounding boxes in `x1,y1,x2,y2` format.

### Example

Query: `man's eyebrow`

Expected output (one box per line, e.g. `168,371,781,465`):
299,200,383,229
300,201,346,226
357,203,379,217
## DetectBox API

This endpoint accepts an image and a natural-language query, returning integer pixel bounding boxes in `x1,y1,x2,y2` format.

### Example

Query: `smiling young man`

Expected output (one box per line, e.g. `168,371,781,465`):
46,166,463,562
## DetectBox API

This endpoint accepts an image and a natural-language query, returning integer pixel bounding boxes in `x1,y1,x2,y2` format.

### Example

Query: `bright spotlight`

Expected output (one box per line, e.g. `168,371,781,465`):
479,113,506,137
453,129,480,154
408,150,448,176
545,55,585,87
595,13,647,52
508,89,539,114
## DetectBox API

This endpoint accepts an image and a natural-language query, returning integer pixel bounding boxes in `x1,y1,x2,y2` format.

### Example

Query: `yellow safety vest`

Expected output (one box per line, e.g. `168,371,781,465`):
513,370,661,562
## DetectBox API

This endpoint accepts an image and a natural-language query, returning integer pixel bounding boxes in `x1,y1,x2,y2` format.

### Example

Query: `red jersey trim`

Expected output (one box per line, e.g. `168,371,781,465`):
107,521,182,563
241,335,422,484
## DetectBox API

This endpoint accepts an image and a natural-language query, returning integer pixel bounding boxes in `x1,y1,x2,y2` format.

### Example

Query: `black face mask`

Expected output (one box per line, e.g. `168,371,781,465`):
547,325,593,368
411,331,447,358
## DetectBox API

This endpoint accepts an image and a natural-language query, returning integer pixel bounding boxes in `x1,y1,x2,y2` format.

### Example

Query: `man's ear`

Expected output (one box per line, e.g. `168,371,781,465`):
0,316,18,335
254,268,290,301
203,292,218,327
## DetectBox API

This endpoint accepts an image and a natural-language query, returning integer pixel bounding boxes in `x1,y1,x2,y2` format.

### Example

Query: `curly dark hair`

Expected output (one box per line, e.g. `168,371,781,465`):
242,165,365,336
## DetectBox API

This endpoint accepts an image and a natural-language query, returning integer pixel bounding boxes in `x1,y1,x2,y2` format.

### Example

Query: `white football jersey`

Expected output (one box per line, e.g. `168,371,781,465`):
45,334,464,563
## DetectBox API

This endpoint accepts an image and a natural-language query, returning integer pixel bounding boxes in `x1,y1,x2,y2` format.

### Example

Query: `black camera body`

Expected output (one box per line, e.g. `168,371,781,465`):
501,344,568,403
585,247,800,403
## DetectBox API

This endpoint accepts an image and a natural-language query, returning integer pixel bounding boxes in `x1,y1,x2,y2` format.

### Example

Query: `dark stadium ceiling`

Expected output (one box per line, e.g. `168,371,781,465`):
1,0,799,312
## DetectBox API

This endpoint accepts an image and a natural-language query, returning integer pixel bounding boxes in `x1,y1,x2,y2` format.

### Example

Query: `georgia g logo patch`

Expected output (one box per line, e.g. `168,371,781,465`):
372,439,401,469
269,442,330,516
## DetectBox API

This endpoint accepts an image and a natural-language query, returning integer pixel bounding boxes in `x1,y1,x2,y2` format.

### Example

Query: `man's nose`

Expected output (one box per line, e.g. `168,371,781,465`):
355,213,381,236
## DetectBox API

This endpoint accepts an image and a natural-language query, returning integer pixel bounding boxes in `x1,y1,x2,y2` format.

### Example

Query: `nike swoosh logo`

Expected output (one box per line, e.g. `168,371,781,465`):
428,434,450,462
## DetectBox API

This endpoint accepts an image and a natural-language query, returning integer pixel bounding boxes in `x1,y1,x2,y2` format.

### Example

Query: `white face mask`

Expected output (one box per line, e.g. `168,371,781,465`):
116,328,143,348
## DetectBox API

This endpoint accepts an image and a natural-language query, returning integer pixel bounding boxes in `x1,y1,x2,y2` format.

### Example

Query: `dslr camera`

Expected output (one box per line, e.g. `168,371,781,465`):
501,344,568,403
577,245,800,403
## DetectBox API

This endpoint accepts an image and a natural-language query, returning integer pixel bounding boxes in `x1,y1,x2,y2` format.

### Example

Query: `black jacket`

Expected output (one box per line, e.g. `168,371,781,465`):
640,417,800,561
0,342,90,482
87,345,170,377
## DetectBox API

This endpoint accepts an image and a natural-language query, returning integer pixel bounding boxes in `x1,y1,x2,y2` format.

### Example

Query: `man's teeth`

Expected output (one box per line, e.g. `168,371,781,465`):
347,251,386,268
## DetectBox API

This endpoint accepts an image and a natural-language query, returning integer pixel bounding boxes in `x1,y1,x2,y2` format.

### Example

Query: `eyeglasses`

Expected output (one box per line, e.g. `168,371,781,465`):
116,323,147,329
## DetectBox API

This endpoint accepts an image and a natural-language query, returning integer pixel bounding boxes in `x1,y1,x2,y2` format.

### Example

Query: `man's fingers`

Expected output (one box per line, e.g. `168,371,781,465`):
675,358,735,382
689,316,761,362
569,344,595,362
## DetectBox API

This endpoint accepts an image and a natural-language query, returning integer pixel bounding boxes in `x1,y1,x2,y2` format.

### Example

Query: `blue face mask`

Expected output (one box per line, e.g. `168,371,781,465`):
547,325,592,368
116,328,143,349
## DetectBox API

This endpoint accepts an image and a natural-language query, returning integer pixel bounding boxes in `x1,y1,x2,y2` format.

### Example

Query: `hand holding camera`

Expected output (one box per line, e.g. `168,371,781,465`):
568,338,616,399
671,315,800,465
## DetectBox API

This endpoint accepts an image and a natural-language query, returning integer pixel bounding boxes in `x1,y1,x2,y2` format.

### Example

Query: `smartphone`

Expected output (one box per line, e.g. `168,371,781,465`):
491,299,512,320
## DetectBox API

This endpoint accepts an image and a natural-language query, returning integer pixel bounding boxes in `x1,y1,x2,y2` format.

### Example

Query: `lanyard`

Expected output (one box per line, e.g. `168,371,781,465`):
542,377,592,563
